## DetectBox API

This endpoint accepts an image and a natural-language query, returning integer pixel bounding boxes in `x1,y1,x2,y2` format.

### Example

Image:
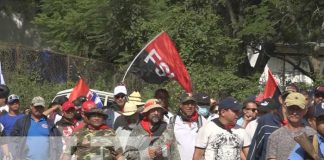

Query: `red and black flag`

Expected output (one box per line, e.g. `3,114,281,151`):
123,32,192,93
263,69,281,101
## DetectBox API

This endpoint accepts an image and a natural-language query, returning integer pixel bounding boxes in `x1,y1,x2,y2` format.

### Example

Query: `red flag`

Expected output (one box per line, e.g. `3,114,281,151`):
128,32,192,93
263,69,281,99
69,78,90,102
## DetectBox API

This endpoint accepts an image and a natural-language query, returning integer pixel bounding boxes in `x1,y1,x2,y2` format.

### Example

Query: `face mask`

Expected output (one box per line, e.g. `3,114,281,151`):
128,123,136,129
197,106,210,117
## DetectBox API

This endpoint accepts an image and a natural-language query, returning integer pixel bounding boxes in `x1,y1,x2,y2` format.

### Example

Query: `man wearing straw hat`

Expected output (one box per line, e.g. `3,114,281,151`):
124,99,179,160
115,101,140,150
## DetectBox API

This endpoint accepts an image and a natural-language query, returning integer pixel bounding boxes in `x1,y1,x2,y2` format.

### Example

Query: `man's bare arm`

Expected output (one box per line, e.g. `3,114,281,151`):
193,147,205,160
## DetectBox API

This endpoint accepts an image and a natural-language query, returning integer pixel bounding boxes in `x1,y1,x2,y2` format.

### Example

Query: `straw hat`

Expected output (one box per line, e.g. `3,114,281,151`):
122,101,138,116
142,99,165,113
129,91,145,106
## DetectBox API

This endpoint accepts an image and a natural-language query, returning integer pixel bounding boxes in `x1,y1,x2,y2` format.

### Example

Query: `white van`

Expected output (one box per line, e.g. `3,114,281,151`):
52,88,114,106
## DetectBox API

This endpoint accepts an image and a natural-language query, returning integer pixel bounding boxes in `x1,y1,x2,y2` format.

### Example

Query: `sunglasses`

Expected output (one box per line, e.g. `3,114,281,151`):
114,94,126,99
245,108,257,112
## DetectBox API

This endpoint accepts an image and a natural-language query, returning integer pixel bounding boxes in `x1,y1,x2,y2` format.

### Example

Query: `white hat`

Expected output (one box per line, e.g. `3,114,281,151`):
114,85,127,96
122,102,138,116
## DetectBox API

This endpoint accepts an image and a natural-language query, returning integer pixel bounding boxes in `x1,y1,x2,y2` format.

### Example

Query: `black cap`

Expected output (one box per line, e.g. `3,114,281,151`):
218,97,242,111
257,98,279,113
193,93,210,105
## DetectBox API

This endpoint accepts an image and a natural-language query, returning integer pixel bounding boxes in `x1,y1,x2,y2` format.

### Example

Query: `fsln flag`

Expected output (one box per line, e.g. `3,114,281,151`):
69,77,103,108
0,62,5,85
129,32,192,93
263,69,281,100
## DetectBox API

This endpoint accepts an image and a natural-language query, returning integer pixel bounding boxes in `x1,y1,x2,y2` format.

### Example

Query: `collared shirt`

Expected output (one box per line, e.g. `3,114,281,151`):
26,117,49,160
174,115,206,160
288,134,324,160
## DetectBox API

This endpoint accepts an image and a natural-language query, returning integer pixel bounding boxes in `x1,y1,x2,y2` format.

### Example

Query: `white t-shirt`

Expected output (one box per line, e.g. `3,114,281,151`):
245,118,258,140
0,105,8,112
206,113,219,122
174,115,206,160
195,120,251,160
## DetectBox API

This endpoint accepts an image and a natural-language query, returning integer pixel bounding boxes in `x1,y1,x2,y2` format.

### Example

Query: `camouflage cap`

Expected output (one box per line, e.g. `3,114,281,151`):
84,108,108,119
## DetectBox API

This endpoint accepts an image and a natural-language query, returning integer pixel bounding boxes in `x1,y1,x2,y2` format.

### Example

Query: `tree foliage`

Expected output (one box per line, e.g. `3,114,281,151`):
3,0,322,104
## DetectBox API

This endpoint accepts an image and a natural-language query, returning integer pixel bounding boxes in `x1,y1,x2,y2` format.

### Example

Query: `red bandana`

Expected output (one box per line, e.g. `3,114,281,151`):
224,124,236,130
140,118,153,137
189,112,199,122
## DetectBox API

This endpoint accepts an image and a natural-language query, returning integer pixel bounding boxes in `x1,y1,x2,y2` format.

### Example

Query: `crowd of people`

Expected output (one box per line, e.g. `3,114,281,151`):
0,83,323,160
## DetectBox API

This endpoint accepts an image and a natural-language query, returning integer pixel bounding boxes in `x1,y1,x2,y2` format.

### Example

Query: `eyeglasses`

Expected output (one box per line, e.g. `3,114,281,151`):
245,108,257,112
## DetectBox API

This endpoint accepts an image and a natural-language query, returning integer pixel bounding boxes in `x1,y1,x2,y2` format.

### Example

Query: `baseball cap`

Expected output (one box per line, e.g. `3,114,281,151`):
258,98,280,113
180,94,196,104
32,96,45,107
218,97,242,111
114,85,127,96
284,92,307,109
7,94,19,104
314,102,324,118
81,100,97,112
142,99,165,113
122,101,138,116
84,108,108,119
62,101,76,111
193,93,210,106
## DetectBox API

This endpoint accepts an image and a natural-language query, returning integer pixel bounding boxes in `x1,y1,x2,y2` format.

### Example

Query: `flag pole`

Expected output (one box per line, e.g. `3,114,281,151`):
122,31,165,83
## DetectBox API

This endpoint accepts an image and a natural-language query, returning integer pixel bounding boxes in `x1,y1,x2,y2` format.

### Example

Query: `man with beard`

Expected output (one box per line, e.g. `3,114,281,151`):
124,99,179,160
70,108,123,160
10,96,62,160
266,92,316,160
193,97,251,160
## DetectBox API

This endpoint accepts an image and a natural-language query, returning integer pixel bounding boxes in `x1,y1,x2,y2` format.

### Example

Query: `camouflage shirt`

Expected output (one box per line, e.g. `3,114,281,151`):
71,126,122,160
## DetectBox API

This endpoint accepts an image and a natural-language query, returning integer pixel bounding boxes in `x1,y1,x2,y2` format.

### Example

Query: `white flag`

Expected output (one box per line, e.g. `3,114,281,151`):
0,62,5,85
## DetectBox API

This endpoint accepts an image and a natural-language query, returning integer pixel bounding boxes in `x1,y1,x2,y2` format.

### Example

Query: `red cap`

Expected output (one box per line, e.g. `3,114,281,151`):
82,100,96,112
62,101,76,111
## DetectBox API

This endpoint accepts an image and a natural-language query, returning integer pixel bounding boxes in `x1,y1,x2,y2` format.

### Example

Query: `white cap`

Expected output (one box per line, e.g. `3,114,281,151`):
114,85,127,96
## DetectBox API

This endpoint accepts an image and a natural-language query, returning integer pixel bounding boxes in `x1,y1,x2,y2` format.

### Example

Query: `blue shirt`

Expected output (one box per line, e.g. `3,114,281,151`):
0,113,24,136
288,134,324,160
26,117,49,160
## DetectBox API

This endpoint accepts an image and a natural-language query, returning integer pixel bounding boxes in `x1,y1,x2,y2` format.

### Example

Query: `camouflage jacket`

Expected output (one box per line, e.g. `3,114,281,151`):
124,121,180,160
71,126,122,160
